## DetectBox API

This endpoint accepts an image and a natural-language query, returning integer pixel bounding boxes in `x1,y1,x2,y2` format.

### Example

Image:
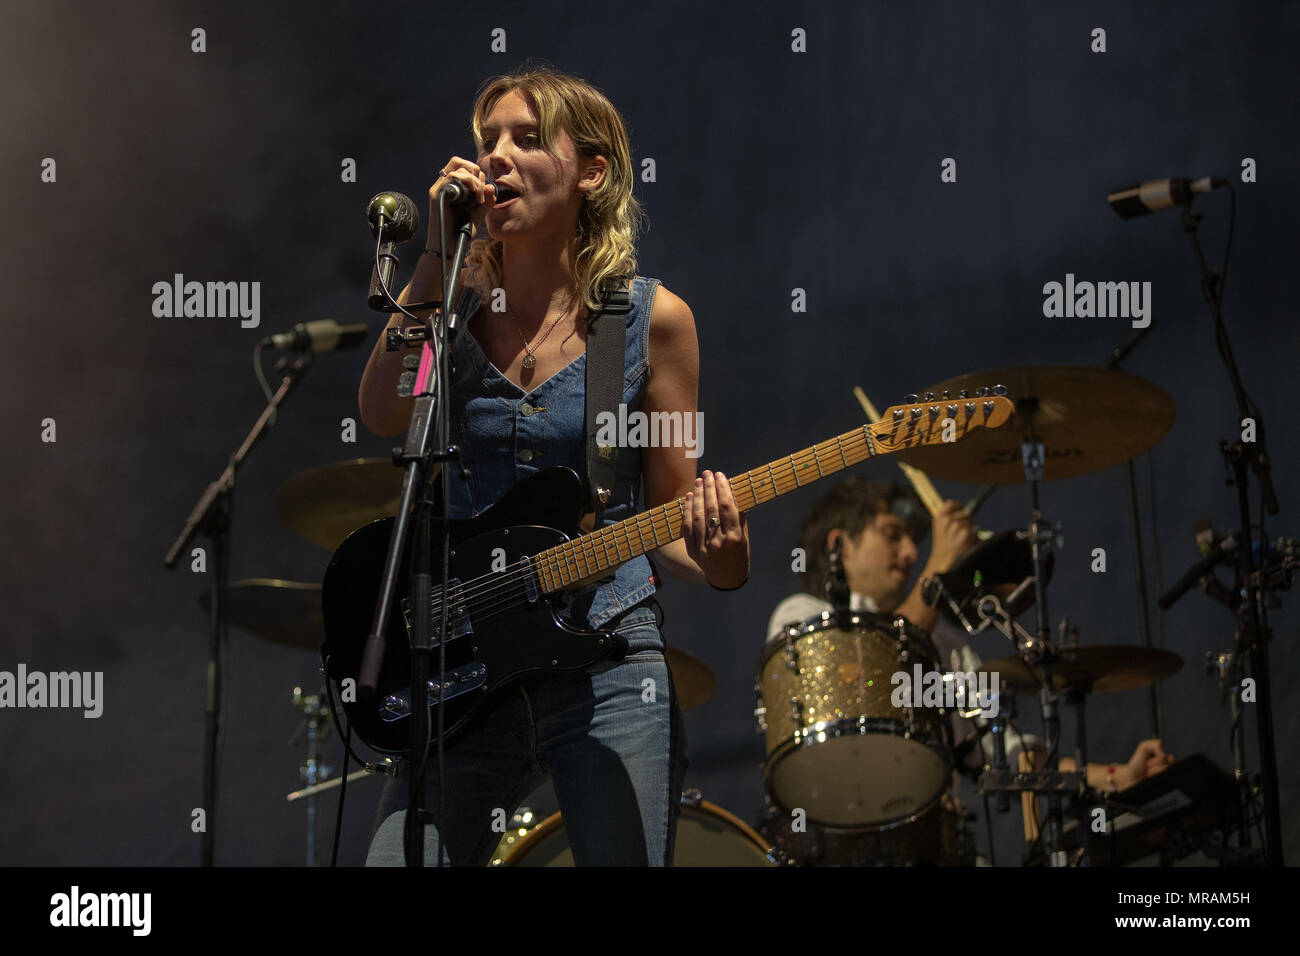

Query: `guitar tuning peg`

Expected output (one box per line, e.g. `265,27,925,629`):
903,393,918,403
975,386,989,397
942,389,950,400
923,391,935,401
958,389,969,399
992,383,1007,396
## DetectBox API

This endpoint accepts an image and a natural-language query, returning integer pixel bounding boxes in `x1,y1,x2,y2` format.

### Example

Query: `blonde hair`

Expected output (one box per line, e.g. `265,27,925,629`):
463,67,644,313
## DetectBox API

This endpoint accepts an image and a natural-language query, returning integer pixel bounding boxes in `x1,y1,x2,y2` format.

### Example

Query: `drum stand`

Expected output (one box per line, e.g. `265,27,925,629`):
290,685,333,867
926,427,1090,866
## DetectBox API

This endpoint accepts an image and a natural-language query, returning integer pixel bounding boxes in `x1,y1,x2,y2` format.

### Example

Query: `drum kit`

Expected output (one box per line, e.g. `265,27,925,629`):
201,362,1292,866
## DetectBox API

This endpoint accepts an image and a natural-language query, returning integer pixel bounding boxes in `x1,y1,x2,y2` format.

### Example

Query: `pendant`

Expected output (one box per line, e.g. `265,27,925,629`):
522,353,537,369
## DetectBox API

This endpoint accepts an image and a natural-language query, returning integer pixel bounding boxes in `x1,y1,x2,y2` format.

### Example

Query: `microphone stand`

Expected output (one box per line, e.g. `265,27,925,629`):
1179,193,1284,866
164,352,312,866
1103,330,1163,740
355,197,474,867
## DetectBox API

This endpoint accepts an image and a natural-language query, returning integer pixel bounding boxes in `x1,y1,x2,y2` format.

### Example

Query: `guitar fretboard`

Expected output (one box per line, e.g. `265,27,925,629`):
530,402,1006,593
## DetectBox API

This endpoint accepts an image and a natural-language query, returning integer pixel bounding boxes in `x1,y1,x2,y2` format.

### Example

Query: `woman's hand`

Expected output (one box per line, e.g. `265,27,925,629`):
429,156,497,242
683,470,750,589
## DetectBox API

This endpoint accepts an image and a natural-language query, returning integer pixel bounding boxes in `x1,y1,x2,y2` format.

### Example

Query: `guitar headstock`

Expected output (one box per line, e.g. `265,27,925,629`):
870,385,1014,451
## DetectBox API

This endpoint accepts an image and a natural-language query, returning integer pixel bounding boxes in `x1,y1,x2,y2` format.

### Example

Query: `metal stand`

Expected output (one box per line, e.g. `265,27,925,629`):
164,354,312,865
290,686,332,867
354,198,476,867
1180,194,1284,866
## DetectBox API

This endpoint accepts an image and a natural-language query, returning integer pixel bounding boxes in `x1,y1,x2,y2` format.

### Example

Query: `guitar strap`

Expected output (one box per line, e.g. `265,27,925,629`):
583,278,633,529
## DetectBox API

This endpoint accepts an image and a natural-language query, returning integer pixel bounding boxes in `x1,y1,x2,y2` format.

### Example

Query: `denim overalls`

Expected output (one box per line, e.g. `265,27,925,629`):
366,275,689,866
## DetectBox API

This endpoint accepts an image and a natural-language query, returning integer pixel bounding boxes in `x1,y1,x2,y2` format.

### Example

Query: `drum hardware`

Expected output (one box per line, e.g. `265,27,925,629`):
751,681,768,733
289,685,333,867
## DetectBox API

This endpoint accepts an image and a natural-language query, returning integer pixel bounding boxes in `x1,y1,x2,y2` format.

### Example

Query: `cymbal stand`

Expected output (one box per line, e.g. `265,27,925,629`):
289,686,333,867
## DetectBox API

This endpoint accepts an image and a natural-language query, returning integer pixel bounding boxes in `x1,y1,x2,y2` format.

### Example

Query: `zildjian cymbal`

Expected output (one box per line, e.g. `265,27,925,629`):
894,366,1175,484
198,579,323,651
979,645,1183,695
666,647,717,711
276,458,431,551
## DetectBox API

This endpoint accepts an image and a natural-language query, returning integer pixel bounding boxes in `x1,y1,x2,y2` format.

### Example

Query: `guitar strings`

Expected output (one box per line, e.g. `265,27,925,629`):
425,401,1001,617
432,429,882,619
428,411,993,621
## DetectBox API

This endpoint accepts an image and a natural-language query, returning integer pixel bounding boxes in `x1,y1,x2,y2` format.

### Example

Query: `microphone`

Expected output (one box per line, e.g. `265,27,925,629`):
366,192,419,241
437,179,482,216
1158,529,1239,610
1193,517,1217,556
261,320,369,352
824,536,850,613
365,192,419,312
1108,176,1228,219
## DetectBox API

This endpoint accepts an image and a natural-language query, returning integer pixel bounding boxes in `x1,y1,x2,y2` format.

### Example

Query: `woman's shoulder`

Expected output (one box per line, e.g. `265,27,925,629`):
638,277,693,333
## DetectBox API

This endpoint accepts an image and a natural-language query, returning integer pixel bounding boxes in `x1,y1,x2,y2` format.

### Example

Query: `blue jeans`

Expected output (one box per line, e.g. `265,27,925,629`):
365,603,689,866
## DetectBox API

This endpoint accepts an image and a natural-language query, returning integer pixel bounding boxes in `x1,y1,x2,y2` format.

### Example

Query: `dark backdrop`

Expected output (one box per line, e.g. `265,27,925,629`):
1,0,1296,866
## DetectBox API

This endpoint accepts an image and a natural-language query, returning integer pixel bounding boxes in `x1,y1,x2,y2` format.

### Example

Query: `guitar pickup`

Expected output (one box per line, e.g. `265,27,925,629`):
400,578,473,646
378,664,488,722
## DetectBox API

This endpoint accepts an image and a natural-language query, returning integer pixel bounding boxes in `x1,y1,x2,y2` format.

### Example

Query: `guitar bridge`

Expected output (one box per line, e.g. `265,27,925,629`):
379,664,488,722
401,578,473,645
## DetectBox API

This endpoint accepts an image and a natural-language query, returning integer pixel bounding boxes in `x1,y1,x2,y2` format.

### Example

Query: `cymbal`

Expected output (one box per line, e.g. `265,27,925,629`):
894,366,1175,483
666,647,717,711
276,458,428,551
979,645,1183,695
198,578,323,651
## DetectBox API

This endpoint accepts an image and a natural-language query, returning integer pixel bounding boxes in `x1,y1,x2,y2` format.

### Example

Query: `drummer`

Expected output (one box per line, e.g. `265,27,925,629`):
767,477,1173,797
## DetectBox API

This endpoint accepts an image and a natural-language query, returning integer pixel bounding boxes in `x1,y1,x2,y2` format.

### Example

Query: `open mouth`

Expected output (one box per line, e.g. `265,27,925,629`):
493,184,520,204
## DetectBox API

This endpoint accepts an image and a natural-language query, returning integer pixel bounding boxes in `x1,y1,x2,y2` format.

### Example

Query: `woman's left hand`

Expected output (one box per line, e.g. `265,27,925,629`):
683,470,749,588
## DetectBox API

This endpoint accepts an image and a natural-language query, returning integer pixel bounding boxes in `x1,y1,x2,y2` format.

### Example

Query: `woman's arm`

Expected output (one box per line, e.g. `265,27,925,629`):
639,286,749,589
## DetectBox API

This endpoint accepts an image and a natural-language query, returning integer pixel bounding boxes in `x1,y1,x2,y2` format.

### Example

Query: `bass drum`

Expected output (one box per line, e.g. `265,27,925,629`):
759,792,975,867
496,793,777,867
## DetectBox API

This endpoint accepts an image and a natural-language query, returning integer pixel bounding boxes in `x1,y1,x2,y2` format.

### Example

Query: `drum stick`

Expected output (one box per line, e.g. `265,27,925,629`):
853,387,944,516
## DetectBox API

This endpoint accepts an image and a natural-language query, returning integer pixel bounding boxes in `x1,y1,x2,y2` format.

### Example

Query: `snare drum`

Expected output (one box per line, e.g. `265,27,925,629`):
495,793,777,866
756,611,952,828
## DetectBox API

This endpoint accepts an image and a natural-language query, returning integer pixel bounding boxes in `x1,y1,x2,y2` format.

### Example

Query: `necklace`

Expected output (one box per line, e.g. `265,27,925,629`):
507,292,577,370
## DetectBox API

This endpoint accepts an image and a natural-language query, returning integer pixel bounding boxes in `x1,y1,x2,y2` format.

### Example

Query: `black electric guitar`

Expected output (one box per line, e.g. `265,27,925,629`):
321,393,1014,754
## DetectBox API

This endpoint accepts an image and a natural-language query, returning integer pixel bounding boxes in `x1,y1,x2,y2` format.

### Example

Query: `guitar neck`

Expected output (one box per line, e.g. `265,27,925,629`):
532,413,953,595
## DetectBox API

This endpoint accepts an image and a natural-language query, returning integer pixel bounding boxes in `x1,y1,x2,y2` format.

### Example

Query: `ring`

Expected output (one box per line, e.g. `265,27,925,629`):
707,515,720,529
